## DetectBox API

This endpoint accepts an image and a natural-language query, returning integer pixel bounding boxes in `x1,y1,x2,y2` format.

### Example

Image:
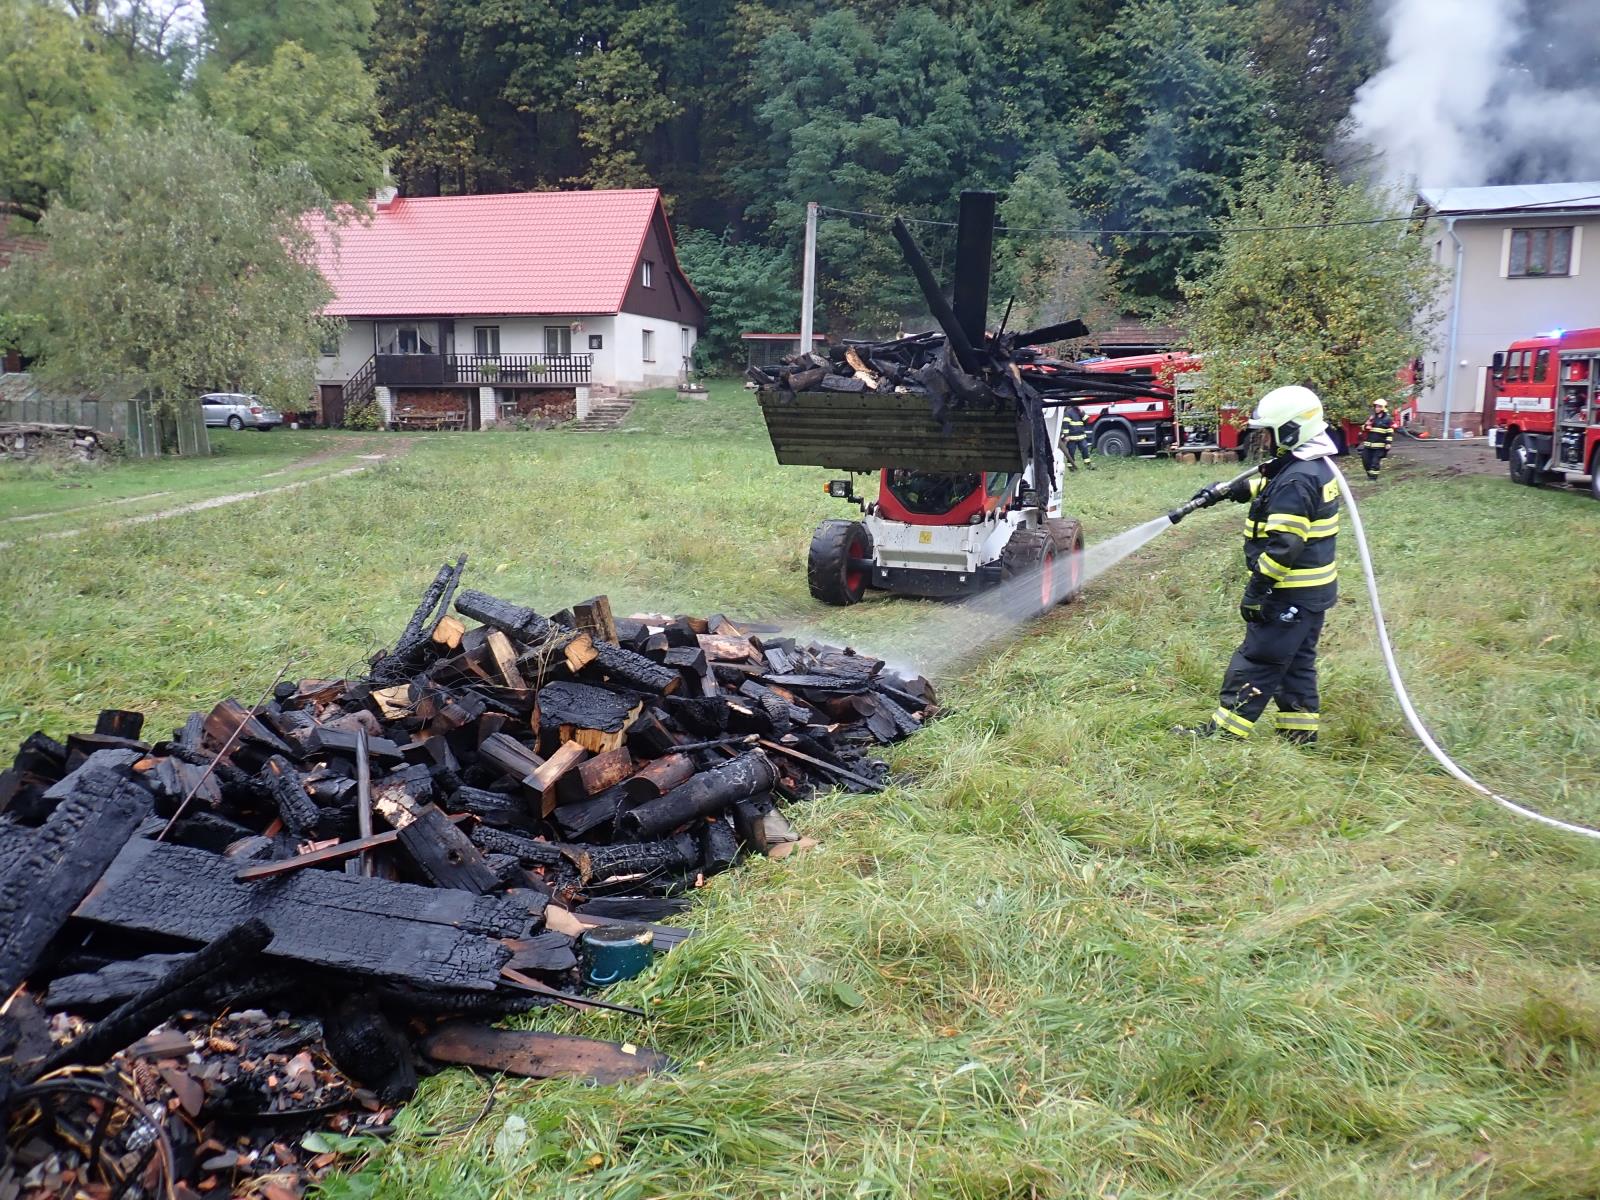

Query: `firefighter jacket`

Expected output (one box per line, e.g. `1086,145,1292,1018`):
1062,408,1088,442
1238,453,1340,611
1361,411,1395,448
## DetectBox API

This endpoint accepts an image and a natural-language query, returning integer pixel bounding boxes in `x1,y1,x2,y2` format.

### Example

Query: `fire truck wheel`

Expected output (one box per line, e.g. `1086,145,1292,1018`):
1509,435,1542,486
1095,426,1135,457
1044,518,1085,603
808,519,873,606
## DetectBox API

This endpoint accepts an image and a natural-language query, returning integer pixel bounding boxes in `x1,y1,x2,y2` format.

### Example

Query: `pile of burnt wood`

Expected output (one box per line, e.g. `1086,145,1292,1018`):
0,558,933,1198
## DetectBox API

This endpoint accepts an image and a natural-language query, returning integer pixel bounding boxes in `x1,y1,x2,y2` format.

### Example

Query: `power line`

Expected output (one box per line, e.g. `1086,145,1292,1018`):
815,193,1600,239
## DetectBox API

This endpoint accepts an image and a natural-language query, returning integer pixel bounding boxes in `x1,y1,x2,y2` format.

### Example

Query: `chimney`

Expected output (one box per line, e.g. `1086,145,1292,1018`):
374,185,399,210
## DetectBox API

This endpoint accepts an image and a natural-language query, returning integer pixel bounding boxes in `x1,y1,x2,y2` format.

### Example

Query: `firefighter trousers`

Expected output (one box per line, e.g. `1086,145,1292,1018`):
1360,446,1388,478
1211,606,1324,739
1063,438,1091,469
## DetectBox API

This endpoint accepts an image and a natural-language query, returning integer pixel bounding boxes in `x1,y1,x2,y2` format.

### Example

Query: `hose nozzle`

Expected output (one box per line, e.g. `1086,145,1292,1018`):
1165,463,1260,525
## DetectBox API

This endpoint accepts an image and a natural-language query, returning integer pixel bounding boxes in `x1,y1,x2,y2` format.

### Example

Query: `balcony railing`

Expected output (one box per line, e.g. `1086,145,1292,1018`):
374,352,591,388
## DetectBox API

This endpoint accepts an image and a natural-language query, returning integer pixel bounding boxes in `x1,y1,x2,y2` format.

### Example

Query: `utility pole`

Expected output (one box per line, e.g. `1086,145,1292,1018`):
799,201,818,354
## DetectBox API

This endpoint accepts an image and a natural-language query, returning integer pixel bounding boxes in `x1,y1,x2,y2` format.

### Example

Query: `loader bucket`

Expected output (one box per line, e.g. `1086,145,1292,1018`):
758,388,1028,474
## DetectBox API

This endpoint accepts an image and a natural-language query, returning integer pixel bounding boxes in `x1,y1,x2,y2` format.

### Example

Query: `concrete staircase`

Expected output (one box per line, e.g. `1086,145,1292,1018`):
569,387,635,432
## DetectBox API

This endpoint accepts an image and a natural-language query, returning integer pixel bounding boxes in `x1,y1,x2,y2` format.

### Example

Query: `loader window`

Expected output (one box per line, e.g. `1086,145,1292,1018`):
986,471,1015,500
886,470,981,515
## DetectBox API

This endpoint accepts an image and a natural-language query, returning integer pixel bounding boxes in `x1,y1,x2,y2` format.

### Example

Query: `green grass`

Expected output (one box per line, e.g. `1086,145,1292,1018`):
3,382,1599,1198
0,428,402,535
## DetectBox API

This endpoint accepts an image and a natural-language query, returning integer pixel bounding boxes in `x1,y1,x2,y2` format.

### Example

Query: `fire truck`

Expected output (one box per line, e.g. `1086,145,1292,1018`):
1025,351,1223,456
1487,326,1600,499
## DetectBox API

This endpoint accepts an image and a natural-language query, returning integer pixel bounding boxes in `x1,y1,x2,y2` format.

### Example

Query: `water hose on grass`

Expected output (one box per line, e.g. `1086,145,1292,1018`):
1330,460,1600,842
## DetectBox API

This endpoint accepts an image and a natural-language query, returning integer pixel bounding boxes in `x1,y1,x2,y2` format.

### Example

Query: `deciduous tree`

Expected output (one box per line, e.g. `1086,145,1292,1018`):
1,114,335,413
1182,160,1442,425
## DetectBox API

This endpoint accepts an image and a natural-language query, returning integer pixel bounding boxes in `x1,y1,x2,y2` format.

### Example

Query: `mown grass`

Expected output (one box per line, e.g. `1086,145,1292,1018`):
0,428,400,534
2,382,1598,1198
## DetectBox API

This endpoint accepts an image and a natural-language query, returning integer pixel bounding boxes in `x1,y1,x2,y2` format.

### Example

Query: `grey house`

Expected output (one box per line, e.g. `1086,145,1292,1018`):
1416,183,1600,435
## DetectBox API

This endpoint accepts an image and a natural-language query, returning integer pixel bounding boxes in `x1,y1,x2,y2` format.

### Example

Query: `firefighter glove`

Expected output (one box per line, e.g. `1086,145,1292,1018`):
1224,474,1257,503
1240,577,1274,624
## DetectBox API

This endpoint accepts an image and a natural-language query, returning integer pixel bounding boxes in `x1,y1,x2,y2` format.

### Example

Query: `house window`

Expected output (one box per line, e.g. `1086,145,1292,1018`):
642,329,655,362
588,334,603,350
474,326,500,356
680,327,691,356
545,326,572,356
642,259,655,288
1508,227,1574,277
377,321,438,355
318,331,339,357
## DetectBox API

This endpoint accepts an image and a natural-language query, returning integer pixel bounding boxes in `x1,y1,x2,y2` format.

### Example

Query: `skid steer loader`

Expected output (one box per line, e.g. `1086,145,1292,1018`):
754,191,1170,608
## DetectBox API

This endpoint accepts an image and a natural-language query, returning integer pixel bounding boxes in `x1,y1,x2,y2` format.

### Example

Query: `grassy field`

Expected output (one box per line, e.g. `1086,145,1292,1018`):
0,427,405,537
3,383,1599,1198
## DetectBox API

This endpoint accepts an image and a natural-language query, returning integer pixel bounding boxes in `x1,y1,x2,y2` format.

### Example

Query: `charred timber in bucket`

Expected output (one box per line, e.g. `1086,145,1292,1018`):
754,191,1174,481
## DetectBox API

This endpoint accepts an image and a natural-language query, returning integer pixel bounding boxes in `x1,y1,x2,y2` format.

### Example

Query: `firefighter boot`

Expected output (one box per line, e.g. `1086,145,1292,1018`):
1277,729,1318,746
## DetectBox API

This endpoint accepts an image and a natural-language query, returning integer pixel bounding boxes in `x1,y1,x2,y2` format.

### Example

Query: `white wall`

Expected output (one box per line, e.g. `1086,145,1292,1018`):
613,312,697,391
1421,215,1600,426
317,320,374,383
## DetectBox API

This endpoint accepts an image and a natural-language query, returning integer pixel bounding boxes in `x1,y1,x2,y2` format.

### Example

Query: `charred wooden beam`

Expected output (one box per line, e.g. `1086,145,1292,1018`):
78,839,524,990
40,918,272,1073
619,751,778,839
0,751,152,998
397,804,500,894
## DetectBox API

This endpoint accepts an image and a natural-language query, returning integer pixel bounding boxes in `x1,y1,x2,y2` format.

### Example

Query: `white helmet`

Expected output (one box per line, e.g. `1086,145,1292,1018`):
1249,385,1327,449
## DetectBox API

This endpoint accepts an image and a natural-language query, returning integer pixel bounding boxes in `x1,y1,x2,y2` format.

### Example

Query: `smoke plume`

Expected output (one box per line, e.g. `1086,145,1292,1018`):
1350,0,1600,186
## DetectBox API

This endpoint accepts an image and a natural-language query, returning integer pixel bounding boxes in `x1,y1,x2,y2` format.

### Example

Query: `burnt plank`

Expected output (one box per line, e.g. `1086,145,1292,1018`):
397,804,501,894
420,1021,672,1084
0,750,152,997
78,839,522,991
503,930,578,973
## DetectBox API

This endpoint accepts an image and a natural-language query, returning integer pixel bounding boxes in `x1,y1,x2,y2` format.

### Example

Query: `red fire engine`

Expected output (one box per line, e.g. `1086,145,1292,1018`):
1028,351,1226,456
1487,326,1600,498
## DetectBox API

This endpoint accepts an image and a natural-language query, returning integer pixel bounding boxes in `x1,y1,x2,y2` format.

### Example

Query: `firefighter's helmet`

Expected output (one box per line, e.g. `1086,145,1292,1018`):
1373,397,1390,409
1249,385,1327,449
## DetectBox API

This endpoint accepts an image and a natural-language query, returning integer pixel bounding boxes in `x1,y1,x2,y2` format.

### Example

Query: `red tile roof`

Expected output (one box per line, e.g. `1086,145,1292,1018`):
309,189,692,318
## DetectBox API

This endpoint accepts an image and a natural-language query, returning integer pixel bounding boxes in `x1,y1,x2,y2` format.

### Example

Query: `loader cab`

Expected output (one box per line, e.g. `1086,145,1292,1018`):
877,470,1017,525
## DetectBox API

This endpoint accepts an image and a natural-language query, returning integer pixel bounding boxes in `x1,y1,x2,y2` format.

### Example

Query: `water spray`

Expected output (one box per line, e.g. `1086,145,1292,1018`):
1162,458,1600,843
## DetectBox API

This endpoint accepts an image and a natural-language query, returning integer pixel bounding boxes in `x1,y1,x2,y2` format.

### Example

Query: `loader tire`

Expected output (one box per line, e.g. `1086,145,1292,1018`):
999,525,1062,612
809,519,872,606
1044,517,1085,603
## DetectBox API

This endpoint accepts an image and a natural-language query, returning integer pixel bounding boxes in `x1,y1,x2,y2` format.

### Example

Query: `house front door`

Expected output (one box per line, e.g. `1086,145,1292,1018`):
320,384,346,427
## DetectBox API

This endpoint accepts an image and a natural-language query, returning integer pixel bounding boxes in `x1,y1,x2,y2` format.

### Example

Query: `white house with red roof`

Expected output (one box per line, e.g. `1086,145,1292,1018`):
309,188,707,429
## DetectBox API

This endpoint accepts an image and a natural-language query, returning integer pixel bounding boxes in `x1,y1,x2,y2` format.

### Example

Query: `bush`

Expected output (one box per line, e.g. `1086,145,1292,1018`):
342,397,382,430
675,229,800,373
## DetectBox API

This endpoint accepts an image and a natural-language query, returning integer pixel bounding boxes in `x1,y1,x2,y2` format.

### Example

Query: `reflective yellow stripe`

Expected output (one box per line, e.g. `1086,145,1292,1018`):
1276,711,1320,730
1249,476,1267,497
1263,512,1310,535
1306,516,1339,538
1257,553,1291,582
1277,563,1337,588
1211,707,1254,737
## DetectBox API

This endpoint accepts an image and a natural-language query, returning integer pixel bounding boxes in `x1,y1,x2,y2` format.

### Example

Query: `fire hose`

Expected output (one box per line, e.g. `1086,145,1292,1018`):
1169,461,1600,842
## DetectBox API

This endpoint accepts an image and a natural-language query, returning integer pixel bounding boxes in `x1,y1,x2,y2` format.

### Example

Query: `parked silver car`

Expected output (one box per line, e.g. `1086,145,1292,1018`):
200,393,282,431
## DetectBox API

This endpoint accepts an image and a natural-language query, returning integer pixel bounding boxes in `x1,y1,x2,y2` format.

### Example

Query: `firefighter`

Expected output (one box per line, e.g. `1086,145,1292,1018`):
1174,385,1339,744
1359,398,1395,480
1060,403,1094,471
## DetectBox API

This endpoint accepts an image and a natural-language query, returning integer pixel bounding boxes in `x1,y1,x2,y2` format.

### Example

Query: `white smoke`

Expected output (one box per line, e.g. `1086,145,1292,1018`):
1350,0,1600,187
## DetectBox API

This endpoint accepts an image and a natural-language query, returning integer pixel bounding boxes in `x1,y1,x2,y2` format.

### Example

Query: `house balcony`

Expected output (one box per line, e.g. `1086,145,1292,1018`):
375,352,592,389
